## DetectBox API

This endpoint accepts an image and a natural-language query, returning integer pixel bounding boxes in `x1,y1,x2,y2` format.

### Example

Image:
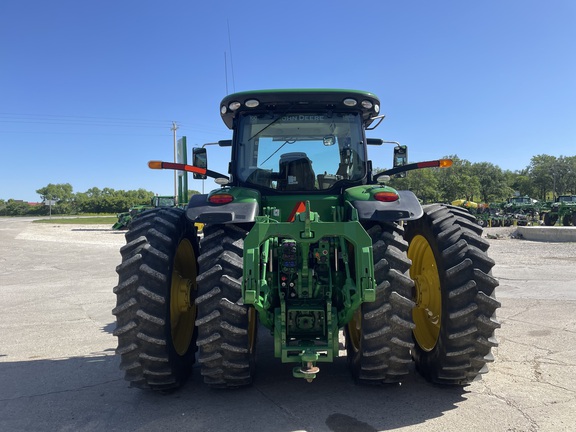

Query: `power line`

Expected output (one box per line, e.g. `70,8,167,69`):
0,113,172,129
0,113,225,136
0,112,173,126
0,130,171,137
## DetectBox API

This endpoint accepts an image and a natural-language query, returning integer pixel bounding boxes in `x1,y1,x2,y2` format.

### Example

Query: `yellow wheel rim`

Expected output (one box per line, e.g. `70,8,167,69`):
248,307,257,353
170,238,197,355
347,308,362,353
408,234,442,351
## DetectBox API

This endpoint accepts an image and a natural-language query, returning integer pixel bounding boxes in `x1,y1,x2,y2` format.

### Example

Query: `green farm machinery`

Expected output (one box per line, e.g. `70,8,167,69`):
112,195,177,230
113,89,500,390
542,195,576,226
458,196,541,228
501,196,540,226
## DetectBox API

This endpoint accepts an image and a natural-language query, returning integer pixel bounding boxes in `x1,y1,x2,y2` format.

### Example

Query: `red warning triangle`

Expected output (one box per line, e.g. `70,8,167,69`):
288,201,306,222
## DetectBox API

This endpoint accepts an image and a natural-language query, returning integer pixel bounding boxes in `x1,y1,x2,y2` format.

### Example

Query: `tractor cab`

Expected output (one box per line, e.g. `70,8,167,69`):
233,111,367,192
218,89,381,193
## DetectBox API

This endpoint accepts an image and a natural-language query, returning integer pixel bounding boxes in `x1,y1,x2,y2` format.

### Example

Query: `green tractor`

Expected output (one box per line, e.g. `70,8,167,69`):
542,195,576,226
112,195,177,230
501,196,540,226
113,89,500,391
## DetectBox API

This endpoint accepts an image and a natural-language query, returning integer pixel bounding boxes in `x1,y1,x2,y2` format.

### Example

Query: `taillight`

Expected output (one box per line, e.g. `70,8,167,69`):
374,191,399,202
208,193,234,204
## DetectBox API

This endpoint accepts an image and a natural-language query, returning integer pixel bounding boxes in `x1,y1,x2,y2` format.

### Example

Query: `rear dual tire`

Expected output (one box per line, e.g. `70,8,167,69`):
405,204,501,384
113,208,199,390
195,224,257,388
345,222,415,384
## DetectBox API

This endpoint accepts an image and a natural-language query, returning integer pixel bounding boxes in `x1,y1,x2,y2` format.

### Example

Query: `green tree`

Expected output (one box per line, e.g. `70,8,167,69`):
36,183,74,214
437,155,479,203
36,183,73,202
4,200,32,216
563,156,576,194
389,168,441,203
528,155,558,200
504,169,535,199
72,192,88,213
125,188,155,202
72,187,154,213
552,156,576,195
84,187,102,198
471,162,512,203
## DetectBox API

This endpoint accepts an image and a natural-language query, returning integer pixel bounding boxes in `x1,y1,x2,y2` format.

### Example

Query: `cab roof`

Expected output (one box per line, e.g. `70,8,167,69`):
219,89,381,129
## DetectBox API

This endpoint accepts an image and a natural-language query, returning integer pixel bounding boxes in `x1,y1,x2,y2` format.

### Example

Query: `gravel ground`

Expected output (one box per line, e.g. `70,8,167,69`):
14,223,127,248
13,222,576,296
13,222,576,258
483,226,576,266
2,219,575,432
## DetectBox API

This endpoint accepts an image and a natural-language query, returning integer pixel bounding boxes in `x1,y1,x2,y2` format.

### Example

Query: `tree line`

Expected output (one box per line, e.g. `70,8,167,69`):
386,153,575,204
1,153,575,217
0,184,160,216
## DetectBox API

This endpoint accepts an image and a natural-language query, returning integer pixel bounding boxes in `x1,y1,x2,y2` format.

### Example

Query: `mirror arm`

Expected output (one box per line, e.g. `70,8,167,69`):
366,115,385,130
148,161,229,180
374,159,452,181
201,140,232,148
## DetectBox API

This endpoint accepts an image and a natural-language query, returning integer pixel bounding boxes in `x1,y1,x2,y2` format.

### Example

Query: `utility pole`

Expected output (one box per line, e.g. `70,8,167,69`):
171,122,178,205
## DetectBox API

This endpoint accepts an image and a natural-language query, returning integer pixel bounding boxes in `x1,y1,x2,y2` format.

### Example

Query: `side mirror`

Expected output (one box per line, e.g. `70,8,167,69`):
192,147,208,180
323,135,336,146
393,145,408,178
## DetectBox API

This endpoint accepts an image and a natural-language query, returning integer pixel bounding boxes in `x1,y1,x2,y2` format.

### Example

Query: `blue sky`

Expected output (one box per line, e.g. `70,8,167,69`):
1,0,575,202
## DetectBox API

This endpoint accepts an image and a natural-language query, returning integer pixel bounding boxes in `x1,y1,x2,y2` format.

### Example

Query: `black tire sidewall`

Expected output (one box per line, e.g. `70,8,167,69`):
121,207,198,389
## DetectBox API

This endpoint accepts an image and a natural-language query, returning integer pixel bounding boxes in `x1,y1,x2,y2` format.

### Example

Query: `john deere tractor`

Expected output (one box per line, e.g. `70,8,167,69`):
542,195,576,226
113,89,500,390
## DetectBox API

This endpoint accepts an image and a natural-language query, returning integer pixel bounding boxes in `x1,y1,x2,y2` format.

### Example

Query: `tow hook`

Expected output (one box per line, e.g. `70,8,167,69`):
292,350,320,383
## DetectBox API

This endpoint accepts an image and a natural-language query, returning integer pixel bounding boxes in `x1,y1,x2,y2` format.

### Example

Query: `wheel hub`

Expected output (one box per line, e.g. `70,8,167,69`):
170,238,197,356
174,273,193,313
414,271,440,325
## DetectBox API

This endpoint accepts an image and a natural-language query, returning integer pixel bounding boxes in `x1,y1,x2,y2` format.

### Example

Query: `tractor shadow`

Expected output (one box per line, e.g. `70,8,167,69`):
228,325,469,431
0,326,468,432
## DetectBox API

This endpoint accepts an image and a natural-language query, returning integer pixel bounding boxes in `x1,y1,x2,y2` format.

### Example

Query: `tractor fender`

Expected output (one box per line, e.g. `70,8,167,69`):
186,193,259,224
352,190,423,222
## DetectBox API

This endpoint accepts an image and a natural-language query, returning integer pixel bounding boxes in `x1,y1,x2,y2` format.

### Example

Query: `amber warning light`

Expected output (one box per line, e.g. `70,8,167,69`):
148,160,208,176
416,159,453,169
148,161,163,170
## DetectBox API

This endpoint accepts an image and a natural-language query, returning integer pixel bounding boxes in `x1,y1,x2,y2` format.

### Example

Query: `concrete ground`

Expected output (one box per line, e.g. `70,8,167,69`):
0,218,575,432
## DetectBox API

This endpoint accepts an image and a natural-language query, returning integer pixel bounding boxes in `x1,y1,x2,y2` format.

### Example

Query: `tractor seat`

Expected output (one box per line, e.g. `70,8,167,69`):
278,152,316,191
